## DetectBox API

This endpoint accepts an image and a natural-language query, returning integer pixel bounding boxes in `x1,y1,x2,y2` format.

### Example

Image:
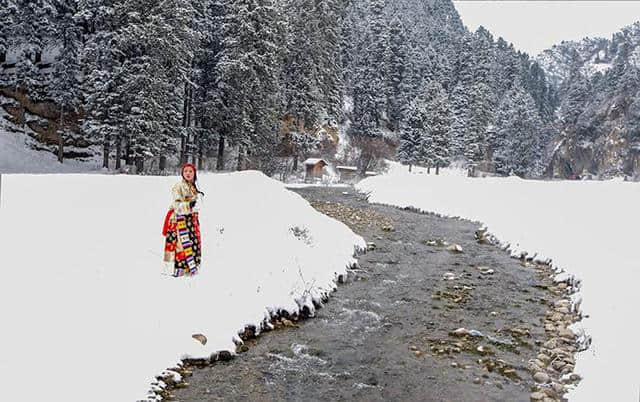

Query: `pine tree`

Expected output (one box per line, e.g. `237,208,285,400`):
386,15,409,131
422,81,451,174
218,0,282,170
490,84,544,177
49,0,84,163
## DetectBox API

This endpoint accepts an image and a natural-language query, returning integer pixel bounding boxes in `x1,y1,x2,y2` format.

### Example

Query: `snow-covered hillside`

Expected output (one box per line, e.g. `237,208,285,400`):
0,125,102,173
0,171,365,401
537,37,611,88
356,162,640,402
537,22,640,88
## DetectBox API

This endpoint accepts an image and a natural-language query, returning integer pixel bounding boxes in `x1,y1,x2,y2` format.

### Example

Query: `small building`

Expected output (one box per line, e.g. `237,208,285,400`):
303,158,328,182
336,165,358,182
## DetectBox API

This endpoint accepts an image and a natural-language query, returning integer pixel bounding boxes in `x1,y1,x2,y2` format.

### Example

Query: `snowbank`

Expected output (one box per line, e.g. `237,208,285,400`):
0,171,364,401
356,162,640,402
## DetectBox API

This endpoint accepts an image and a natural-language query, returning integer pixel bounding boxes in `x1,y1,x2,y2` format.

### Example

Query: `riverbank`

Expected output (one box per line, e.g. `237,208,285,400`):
169,186,582,401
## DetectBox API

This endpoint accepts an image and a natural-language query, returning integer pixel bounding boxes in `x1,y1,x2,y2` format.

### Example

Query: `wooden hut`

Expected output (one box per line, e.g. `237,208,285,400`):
336,165,358,182
303,158,328,182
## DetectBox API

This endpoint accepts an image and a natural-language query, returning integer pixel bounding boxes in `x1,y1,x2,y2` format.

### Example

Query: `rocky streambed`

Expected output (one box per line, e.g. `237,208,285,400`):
161,186,584,402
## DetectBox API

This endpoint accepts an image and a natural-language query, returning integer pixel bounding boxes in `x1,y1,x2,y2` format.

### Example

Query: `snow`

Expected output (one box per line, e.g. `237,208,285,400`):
0,171,365,401
356,161,640,402
302,158,327,166
0,124,101,174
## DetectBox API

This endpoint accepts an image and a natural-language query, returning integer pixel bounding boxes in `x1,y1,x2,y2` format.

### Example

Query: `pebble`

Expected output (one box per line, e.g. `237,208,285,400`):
443,272,458,281
543,339,558,349
530,391,546,400
452,328,470,337
536,354,551,363
533,359,546,368
451,362,458,368
552,360,566,371
473,377,481,384
446,244,463,253
533,372,550,383
558,328,575,339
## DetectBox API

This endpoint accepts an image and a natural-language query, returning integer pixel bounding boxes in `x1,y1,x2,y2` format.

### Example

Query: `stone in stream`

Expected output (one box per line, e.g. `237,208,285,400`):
530,391,546,401
446,244,463,253
192,334,207,346
533,372,550,383
442,272,458,281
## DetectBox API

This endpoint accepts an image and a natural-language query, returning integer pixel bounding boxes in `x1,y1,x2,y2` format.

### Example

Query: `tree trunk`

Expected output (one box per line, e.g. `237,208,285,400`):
125,138,133,166
216,134,225,170
198,140,204,170
292,154,298,172
236,146,244,171
180,83,189,165
436,163,440,175
159,155,166,172
427,166,431,174
408,164,412,172
115,136,122,170
135,156,144,174
57,107,64,163
103,134,110,169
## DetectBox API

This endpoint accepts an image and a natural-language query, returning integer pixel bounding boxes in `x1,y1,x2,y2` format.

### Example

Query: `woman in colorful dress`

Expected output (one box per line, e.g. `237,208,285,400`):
162,163,204,277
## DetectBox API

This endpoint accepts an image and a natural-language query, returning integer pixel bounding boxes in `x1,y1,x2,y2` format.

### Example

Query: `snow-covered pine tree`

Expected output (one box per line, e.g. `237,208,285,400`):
218,0,282,170
397,109,423,172
282,0,323,131
315,0,345,123
422,81,451,174
111,0,198,173
386,14,409,131
0,1,20,88
489,84,544,177
49,0,84,163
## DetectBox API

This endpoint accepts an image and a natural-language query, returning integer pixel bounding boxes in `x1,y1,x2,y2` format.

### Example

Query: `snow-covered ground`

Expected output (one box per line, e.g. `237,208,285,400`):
356,162,640,402
0,171,364,401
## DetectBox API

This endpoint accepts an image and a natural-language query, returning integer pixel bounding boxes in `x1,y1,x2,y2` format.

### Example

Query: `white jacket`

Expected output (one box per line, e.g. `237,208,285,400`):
170,179,200,216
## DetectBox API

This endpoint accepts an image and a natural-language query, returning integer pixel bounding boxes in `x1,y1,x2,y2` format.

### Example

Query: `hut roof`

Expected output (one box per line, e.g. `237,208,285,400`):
303,158,328,166
336,165,358,171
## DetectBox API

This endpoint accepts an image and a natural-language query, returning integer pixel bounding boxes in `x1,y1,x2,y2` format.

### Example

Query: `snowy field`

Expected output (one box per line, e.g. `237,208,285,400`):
356,162,640,402
0,171,364,401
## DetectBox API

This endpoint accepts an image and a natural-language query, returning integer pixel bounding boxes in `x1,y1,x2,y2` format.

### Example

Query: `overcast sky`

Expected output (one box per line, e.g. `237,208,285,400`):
453,1,640,56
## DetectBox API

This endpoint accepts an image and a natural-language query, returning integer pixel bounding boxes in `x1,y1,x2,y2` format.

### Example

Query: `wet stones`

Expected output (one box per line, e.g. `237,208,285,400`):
309,201,393,232
446,244,463,253
520,261,585,401
433,285,474,305
533,372,550,383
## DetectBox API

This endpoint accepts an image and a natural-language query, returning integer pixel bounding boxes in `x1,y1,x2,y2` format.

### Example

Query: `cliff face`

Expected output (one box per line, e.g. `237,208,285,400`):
538,22,640,179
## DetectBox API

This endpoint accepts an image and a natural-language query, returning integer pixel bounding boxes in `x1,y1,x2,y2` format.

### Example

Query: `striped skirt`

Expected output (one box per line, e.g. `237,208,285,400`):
164,212,202,277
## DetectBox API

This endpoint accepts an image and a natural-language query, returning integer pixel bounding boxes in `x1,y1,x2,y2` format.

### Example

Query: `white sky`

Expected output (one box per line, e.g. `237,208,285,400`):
453,1,640,56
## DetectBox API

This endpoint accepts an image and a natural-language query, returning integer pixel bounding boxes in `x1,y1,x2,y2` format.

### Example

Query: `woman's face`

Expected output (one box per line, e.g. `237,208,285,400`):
183,167,195,182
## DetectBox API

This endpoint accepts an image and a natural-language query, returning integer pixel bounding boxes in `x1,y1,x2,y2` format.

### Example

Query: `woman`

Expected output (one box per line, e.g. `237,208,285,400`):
162,163,204,277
